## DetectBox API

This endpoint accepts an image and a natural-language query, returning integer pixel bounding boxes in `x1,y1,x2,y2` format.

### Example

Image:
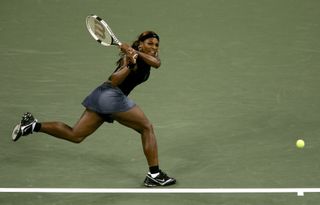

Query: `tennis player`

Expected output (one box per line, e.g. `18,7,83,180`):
12,31,176,187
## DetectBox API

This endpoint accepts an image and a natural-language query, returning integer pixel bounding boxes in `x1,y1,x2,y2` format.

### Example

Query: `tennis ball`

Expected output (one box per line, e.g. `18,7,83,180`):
296,139,305,149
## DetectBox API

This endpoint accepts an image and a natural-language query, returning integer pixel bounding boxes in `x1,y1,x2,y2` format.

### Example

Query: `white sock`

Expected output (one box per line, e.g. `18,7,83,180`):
150,172,160,178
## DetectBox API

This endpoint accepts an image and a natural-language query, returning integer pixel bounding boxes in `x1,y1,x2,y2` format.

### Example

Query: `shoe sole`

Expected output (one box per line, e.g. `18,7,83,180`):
144,180,176,187
12,124,22,141
144,176,176,187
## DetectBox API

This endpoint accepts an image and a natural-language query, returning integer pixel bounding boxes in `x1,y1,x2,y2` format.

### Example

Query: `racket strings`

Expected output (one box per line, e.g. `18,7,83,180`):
94,21,106,39
86,15,120,46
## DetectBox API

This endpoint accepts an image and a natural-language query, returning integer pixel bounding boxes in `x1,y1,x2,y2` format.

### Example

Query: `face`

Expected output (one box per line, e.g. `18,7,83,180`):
139,38,159,57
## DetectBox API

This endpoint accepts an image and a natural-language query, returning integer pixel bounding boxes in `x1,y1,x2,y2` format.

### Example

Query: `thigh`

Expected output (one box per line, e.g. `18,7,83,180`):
73,109,105,137
112,105,150,132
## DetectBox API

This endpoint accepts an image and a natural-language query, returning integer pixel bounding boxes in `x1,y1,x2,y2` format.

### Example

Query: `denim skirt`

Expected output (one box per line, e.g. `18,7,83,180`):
82,82,135,122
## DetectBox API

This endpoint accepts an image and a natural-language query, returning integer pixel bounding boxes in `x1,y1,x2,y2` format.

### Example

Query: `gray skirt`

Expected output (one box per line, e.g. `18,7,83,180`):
82,82,135,123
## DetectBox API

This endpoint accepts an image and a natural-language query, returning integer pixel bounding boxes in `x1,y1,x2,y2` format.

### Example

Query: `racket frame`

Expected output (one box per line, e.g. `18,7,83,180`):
86,15,122,47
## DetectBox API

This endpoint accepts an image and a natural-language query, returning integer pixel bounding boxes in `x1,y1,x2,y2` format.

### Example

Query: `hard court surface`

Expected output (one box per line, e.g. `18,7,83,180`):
1,0,320,204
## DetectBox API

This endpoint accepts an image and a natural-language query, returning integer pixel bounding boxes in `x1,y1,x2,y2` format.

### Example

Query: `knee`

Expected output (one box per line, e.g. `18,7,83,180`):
67,129,87,144
72,136,85,144
134,121,154,134
141,122,154,134
70,132,87,143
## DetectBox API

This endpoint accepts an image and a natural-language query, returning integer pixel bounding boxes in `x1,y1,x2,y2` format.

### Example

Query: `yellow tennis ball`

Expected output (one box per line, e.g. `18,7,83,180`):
296,139,305,149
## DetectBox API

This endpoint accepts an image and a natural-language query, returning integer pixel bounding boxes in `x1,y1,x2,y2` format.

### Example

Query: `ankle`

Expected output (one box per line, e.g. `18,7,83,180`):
149,165,159,174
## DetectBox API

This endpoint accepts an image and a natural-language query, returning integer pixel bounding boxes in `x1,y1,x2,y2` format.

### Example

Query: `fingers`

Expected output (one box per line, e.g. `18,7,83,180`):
120,43,132,54
127,53,137,64
120,43,138,64
126,49,138,64
127,48,136,55
120,44,136,55
120,43,130,52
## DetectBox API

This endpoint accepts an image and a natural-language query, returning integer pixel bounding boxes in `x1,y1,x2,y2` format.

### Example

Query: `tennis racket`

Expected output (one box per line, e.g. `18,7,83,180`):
86,14,137,62
86,14,122,47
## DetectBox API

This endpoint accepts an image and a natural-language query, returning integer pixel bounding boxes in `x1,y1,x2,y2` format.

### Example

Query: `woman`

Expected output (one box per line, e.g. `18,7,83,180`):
12,31,176,187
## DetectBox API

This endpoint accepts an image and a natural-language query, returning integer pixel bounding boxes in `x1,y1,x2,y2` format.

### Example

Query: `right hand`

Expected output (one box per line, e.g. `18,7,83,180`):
120,44,137,64
120,43,130,53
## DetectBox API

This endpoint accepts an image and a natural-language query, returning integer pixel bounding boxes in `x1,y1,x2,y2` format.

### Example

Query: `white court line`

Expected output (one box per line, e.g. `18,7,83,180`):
1,188,320,196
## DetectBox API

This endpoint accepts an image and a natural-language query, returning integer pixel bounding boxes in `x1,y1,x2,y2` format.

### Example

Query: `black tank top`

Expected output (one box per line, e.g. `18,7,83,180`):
116,58,151,96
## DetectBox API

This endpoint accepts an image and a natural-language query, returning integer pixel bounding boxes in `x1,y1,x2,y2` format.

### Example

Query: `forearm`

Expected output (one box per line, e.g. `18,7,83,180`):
136,51,161,68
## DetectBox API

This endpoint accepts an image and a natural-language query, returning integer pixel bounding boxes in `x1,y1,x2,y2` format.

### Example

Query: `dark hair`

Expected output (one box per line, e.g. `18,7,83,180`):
117,31,160,67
